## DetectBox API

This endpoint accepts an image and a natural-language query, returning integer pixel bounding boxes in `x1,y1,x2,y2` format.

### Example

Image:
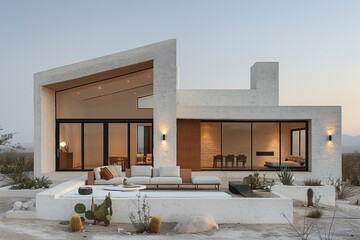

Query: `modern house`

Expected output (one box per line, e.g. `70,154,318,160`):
34,39,341,181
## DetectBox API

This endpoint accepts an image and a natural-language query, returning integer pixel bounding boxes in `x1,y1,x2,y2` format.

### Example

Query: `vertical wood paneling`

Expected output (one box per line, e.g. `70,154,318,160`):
176,120,201,170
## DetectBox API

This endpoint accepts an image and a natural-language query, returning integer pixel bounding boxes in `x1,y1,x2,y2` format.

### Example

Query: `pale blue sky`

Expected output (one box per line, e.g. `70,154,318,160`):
0,0,359,144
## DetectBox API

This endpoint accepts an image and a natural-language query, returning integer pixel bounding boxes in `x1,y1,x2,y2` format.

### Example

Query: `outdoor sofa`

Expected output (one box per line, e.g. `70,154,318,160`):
87,165,221,190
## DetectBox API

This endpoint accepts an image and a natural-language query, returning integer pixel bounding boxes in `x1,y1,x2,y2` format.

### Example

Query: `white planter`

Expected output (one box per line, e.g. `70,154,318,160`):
0,186,44,198
272,185,335,206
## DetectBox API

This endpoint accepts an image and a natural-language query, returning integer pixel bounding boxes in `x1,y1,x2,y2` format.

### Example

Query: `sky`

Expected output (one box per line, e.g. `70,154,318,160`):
0,0,360,145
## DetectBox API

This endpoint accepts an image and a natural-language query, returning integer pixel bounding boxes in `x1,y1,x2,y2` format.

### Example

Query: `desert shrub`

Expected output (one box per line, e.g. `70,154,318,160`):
277,168,295,185
306,209,323,218
342,152,360,185
328,177,354,200
0,153,33,184
10,176,52,190
283,213,317,240
128,194,151,233
304,179,322,186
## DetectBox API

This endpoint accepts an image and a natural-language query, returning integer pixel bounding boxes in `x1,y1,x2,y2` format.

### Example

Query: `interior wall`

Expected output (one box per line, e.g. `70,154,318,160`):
281,122,306,160
222,123,251,168
59,123,82,168
108,124,128,157
201,123,221,168
252,123,279,168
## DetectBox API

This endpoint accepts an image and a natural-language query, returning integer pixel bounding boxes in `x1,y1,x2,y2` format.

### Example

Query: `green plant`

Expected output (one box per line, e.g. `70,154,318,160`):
69,213,83,232
328,177,354,200
74,193,112,226
277,168,294,185
304,179,322,186
128,193,151,233
243,171,261,189
9,176,52,190
34,176,52,188
148,215,161,234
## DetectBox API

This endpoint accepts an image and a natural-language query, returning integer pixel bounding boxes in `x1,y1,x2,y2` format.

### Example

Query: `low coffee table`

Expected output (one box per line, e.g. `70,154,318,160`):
104,185,146,192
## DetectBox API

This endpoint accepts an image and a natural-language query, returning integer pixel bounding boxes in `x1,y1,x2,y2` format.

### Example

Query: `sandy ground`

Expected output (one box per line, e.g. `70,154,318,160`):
1,195,360,240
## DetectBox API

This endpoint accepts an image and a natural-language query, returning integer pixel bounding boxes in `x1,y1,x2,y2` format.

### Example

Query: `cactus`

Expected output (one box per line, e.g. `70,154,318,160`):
148,215,161,233
307,188,314,207
74,193,112,226
69,213,83,232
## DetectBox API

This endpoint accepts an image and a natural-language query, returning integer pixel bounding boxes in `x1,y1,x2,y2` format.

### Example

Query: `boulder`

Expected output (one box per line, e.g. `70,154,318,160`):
13,201,23,211
173,215,218,233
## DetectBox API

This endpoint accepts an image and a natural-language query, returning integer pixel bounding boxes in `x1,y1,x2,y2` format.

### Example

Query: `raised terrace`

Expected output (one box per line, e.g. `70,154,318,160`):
36,176,293,224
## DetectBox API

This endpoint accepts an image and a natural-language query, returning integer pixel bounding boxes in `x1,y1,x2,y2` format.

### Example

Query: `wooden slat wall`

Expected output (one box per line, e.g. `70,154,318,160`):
177,119,201,171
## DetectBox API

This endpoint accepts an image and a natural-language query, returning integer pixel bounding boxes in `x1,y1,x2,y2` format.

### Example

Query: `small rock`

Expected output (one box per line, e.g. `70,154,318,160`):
173,215,218,233
124,231,131,235
350,198,360,205
117,228,124,233
13,201,23,211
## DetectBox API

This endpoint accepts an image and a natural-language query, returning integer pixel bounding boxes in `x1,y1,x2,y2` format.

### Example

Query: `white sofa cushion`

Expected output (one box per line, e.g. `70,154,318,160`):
152,168,160,177
128,176,151,185
106,166,122,177
159,166,180,177
150,177,182,185
95,177,124,185
94,167,101,180
192,176,221,185
131,166,152,177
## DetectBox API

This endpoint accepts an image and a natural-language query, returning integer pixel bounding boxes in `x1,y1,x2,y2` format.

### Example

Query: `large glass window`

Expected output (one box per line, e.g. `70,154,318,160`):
84,123,103,169
199,121,308,171
222,123,251,170
59,123,81,170
56,68,153,119
108,123,128,169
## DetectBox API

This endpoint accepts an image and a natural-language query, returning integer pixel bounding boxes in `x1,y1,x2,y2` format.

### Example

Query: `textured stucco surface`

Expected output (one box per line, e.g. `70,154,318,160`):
34,39,177,175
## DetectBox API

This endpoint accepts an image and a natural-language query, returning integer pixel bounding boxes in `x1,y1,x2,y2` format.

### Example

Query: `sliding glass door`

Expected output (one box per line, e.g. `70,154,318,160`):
56,120,152,171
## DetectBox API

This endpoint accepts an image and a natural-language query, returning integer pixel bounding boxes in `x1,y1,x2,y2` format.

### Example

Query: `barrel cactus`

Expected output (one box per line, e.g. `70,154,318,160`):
74,193,112,226
69,213,83,232
148,215,161,233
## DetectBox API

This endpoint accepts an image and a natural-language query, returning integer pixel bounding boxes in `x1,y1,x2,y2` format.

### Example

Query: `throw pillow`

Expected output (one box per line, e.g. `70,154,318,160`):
100,167,113,180
106,166,119,177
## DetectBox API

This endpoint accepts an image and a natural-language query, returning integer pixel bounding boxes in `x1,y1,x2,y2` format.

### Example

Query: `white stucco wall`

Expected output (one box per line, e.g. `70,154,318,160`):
34,39,177,175
177,62,279,107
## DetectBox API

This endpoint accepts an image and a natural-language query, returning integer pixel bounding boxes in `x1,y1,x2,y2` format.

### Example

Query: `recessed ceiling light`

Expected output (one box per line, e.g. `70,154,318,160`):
147,75,151,78
127,80,130,83
77,91,80,95
98,86,102,90
134,92,137,95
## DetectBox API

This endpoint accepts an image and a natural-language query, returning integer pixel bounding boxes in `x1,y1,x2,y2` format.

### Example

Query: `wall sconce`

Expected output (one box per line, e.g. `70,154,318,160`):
162,134,166,141
60,140,69,152
328,135,332,141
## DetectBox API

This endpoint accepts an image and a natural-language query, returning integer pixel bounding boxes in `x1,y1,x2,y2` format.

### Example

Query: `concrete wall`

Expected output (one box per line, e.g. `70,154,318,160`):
34,39,177,175
177,62,279,107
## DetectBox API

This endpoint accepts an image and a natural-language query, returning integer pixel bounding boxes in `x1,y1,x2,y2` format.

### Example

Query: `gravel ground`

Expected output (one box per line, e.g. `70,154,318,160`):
1,194,360,239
